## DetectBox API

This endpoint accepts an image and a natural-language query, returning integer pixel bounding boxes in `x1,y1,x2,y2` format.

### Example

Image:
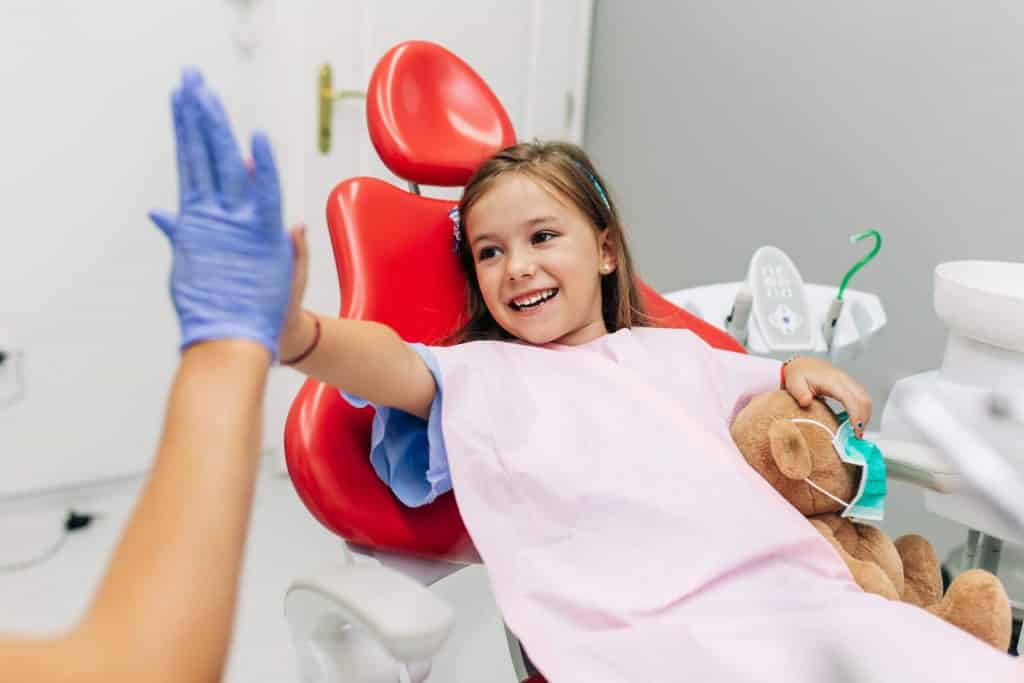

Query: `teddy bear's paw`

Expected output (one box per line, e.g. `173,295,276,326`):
839,523,905,596
894,534,942,608
855,561,901,601
810,518,901,600
929,568,1011,651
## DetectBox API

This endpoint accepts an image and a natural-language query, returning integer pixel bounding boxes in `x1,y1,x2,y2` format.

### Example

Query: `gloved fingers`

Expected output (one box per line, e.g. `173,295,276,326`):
251,131,283,232
148,209,178,239
179,68,216,200
194,87,247,207
171,89,194,204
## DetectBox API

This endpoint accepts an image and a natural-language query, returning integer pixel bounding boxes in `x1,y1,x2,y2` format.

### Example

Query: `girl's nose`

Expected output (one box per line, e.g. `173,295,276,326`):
506,251,537,280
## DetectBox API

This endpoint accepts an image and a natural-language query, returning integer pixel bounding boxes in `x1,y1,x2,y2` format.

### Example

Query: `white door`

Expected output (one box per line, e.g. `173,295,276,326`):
262,7,593,681
260,0,362,459
264,0,594,454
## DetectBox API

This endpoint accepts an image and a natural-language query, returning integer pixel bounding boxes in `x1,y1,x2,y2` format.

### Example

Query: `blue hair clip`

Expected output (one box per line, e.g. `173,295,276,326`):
450,167,607,253
587,171,611,210
574,161,610,210
449,206,463,254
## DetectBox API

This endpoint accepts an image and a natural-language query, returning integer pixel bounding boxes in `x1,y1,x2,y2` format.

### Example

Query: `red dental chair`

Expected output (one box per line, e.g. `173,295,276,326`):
283,40,744,683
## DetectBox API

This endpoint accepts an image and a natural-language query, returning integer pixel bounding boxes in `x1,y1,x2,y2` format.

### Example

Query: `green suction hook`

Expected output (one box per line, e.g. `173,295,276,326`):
837,230,882,301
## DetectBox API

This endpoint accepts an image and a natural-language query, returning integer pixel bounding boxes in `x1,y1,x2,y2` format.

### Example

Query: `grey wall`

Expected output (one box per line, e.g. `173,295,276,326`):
586,1,1024,562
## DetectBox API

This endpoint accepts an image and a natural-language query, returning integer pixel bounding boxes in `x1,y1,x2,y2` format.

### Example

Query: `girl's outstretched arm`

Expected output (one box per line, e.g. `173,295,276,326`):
278,229,436,420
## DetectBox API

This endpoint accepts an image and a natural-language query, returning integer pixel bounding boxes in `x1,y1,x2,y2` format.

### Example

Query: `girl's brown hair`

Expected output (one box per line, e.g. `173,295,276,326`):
449,140,648,343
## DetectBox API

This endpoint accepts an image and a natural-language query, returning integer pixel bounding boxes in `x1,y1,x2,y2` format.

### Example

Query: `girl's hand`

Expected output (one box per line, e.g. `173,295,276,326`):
783,357,872,438
278,224,311,359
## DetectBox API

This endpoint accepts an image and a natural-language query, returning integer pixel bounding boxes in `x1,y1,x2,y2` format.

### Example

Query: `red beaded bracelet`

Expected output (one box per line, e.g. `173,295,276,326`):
780,357,794,389
281,314,321,366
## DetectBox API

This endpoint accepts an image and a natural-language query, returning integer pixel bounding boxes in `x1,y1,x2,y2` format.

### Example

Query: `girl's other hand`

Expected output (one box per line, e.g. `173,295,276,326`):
279,224,311,358
783,356,872,438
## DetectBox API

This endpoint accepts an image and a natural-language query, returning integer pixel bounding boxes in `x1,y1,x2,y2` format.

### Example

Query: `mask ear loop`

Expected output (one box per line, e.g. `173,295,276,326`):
787,418,851,509
804,478,851,508
788,417,835,437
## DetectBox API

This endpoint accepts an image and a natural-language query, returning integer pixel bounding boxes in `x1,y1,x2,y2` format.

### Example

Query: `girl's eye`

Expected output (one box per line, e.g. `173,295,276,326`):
477,246,500,261
532,230,556,244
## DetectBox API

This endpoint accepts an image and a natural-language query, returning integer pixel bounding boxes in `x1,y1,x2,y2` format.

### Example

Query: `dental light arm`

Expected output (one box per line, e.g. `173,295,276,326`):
872,438,959,493
895,388,1024,534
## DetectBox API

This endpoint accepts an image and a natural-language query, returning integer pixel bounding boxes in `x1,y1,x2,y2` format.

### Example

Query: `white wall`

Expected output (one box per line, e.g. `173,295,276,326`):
0,1,286,497
1,0,591,500
585,0,1024,559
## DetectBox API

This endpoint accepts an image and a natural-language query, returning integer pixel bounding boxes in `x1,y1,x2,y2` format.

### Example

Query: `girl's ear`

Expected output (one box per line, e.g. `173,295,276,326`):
598,228,617,273
767,419,813,480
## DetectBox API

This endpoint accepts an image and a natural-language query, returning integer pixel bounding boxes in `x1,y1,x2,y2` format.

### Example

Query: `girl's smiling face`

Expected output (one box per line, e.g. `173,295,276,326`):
466,174,616,346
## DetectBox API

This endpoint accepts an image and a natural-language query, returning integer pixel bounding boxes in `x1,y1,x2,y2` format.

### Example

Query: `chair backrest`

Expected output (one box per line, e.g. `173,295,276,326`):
367,40,515,187
284,41,743,563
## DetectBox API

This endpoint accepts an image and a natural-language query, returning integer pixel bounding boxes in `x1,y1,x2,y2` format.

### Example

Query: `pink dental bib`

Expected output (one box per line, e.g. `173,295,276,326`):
428,328,1018,682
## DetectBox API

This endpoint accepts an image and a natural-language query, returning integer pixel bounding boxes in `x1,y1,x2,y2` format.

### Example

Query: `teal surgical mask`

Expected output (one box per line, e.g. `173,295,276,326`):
788,413,887,521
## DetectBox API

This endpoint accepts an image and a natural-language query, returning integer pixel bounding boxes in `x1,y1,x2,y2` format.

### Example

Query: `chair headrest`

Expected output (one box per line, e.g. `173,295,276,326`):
367,41,516,187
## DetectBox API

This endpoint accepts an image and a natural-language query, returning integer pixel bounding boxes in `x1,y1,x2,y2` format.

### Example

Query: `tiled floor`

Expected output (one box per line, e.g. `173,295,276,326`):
0,461,517,682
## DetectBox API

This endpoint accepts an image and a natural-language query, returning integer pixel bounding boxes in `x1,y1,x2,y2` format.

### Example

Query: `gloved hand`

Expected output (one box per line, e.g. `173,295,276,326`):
149,68,293,359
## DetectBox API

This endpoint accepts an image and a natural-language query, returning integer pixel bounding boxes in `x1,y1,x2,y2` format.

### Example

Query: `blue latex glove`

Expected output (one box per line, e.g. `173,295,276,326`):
149,68,293,359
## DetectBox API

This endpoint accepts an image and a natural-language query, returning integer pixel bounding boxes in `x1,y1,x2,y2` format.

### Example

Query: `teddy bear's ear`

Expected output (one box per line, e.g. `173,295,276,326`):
767,419,813,480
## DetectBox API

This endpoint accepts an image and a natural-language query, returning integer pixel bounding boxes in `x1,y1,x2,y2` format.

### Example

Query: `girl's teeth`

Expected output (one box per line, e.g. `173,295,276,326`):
513,289,555,309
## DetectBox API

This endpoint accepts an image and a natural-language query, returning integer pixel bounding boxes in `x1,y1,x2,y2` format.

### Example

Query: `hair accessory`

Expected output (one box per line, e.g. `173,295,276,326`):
586,170,611,210
449,206,463,254
449,163,609,254
574,161,610,210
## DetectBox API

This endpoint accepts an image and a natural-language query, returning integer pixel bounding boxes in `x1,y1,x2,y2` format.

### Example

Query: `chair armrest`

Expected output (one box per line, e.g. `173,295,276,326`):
874,437,960,493
286,561,454,665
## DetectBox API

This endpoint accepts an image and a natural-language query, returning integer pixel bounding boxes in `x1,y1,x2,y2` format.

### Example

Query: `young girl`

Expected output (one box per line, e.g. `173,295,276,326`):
279,142,1019,681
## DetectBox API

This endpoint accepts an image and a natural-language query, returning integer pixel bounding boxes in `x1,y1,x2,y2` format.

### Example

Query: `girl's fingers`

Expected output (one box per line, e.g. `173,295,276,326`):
251,132,282,232
849,382,873,438
290,224,309,297
292,224,308,268
786,360,873,437
791,377,815,407
820,378,872,437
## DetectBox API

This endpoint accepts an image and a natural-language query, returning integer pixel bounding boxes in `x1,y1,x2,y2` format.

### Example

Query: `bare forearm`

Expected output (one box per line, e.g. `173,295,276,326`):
281,311,434,418
9,341,271,682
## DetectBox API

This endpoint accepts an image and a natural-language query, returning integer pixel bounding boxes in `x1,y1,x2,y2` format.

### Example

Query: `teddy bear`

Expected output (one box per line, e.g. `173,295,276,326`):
730,390,1011,651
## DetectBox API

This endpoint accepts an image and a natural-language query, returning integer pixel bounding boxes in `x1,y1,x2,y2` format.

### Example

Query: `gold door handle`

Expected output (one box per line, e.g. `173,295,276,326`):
318,63,366,154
